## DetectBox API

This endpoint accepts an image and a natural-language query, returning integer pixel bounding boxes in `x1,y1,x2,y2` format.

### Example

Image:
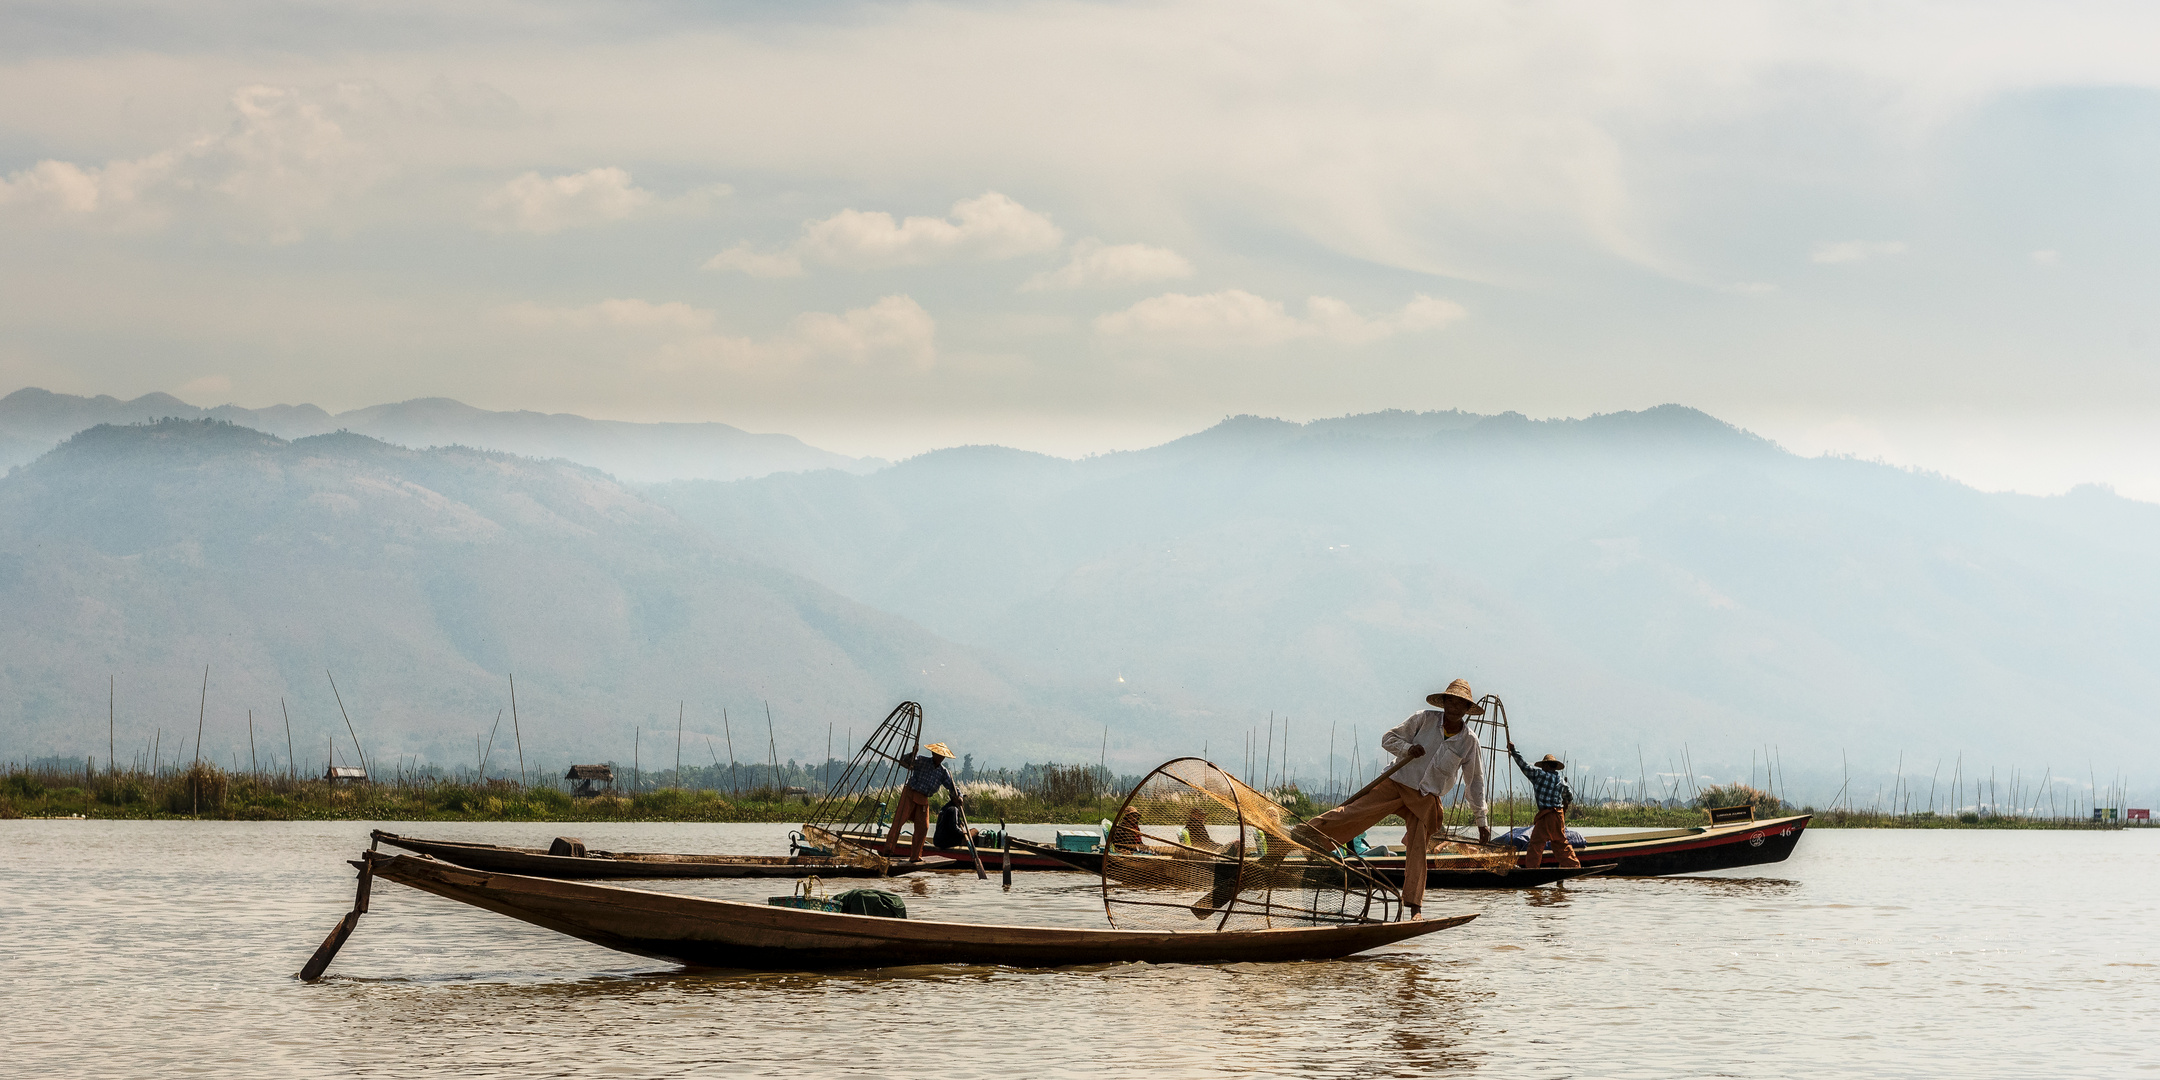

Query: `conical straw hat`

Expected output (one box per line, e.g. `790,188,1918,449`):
924,742,953,758
1425,679,1486,715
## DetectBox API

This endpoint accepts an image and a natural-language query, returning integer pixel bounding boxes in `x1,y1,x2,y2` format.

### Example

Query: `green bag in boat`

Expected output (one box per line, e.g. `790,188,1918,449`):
833,888,908,919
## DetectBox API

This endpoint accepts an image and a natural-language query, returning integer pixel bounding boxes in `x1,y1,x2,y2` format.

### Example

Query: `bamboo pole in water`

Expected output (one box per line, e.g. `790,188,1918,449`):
326,671,367,781
508,674,525,788
764,703,779,792
282,698,296,782
482,709,501,778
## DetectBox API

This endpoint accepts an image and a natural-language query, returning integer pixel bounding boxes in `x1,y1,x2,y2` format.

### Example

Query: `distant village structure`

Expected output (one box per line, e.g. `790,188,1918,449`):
566,764,615,798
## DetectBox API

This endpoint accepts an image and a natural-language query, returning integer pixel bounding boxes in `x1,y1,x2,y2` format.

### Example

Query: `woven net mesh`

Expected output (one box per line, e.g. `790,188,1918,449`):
1100,757,1401,931
799,701,926,873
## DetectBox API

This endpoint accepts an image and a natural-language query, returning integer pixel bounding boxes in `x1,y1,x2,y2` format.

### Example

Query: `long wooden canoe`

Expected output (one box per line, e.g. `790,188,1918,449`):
1357,814,1814,878
362,852,1476,970
370,829,940,879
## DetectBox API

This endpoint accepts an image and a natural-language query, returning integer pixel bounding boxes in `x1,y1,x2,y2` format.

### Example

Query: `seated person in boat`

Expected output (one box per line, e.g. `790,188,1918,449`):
1175,807,1237,857
886,742,963,863
1291,678,1493,917
1109,807,1149,853
1508,742,1580,869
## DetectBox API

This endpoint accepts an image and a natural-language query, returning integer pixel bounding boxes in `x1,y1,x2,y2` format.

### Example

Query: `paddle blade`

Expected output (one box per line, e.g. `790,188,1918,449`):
297,909,359,982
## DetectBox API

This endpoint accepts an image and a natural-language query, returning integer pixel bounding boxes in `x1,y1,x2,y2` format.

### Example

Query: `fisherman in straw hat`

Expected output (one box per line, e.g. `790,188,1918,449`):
886,741,964,863
1293,679,1492,917
1506,741,1581,869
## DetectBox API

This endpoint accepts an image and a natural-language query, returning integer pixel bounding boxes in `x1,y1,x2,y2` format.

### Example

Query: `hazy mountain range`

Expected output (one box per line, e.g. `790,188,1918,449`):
2,397,2153,804
0,388,873,483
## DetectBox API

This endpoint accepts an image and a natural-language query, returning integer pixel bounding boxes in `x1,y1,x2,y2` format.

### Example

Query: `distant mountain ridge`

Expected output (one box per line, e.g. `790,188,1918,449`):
0,388,874,482
0,419,1085,770
651,403,2160,797
3,399,2152,801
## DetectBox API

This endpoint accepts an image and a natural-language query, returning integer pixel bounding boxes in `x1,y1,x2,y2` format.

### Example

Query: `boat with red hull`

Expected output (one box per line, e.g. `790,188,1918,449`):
1369,813,1813,877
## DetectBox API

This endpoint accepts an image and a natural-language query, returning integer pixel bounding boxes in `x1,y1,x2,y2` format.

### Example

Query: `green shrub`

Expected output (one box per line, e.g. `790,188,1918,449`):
162,763,229,814
4,772,45,798
97,778,148,806
529,787,573,813
1694,783,1787,815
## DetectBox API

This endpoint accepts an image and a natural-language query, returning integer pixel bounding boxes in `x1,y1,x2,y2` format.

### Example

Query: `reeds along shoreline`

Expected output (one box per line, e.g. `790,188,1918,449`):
0,762,2139,829
0,761,1152,823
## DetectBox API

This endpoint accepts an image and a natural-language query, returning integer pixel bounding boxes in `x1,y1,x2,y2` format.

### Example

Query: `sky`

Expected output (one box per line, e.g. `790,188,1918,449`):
3,1,2159,496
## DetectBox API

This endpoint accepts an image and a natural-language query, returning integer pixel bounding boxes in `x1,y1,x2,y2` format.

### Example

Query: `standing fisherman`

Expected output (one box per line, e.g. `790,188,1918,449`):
1295,679,1493,918
886,742,962,863
1507,742,1580,869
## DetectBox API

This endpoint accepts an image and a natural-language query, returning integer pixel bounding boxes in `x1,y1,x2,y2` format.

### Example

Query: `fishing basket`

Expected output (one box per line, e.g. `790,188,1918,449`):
1100,757,1401,932
768,875,841,912
798,701,929,874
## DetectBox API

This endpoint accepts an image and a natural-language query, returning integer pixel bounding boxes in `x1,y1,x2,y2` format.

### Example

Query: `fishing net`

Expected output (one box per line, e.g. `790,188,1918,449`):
799,701,925,874
1101,757,1401,931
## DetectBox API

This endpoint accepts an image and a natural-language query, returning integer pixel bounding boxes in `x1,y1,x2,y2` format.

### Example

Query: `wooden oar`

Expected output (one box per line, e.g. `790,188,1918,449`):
298,851,375,982
1287,752,1421,857
956,799,987,879
1337,750,1417,808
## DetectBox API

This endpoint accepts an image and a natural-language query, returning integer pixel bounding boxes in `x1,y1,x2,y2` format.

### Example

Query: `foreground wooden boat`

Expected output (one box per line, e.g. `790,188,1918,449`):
301,852,1474,977
370,830,953,879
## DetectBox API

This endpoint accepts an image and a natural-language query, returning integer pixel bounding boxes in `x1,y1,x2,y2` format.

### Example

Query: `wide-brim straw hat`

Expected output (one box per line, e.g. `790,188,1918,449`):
1536,754,1565,771
1425,679,1486,715
924,742,954,759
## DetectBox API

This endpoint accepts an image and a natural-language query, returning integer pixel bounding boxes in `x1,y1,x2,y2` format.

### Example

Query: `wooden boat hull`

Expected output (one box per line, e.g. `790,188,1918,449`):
1362,814,1813,877
366,853,1477,970
1570,814,1811,876
371,830,898,879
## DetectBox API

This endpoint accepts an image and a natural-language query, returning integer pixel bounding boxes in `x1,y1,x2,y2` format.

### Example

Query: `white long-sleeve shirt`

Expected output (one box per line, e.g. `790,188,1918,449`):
1380,710,1488,828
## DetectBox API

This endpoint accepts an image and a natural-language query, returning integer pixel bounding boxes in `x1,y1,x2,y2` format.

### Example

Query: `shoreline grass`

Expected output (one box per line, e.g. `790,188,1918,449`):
1,764,2139,830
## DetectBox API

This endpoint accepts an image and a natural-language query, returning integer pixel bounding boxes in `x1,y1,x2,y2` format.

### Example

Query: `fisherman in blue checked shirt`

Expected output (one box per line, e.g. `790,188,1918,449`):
885,741,963,862
1507,741,1581,869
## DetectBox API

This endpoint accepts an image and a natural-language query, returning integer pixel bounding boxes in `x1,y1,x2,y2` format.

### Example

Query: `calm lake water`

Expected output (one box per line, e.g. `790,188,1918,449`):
2,820,2152,1078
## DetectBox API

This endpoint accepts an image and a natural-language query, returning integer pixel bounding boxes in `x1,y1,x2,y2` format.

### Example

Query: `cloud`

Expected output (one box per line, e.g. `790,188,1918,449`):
1095,290,1464,346
706,191,1062,275
1811,240,1908,264
1022,239,1195,291
479,167,655,233
501,297,716,333
790,295,938,368
702,244,806,278
0,83,390,241
499,295,936,371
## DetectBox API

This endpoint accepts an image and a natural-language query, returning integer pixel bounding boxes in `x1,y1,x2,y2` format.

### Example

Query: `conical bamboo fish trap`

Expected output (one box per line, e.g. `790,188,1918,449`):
799,701,930,874
1100,757,1402,931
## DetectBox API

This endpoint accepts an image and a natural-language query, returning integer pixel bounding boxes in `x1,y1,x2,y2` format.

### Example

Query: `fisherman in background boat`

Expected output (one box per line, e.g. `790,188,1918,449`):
887,742,963,863
1293,679,1493,917
1507,742,1580,869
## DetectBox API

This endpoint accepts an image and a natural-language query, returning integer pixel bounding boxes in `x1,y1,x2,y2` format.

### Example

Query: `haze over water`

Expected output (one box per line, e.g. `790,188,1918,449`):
3,821,2151,1078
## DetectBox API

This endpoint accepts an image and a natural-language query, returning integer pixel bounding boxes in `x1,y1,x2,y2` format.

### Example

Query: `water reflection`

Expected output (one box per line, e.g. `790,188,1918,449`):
4,822,2157,1078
